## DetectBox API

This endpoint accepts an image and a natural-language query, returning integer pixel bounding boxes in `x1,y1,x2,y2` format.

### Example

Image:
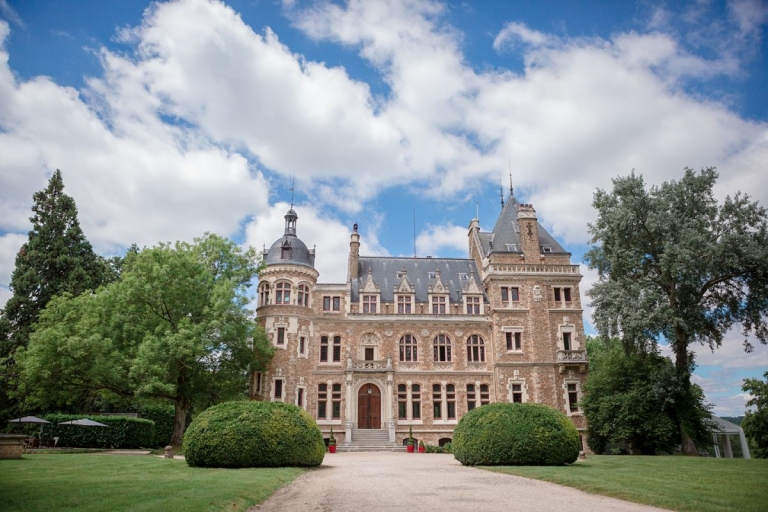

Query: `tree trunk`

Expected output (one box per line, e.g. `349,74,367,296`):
169,397,190,446
673,327,698,455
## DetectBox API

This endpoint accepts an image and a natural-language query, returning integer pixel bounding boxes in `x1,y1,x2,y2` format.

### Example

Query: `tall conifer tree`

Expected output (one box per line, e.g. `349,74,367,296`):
0,170,105,357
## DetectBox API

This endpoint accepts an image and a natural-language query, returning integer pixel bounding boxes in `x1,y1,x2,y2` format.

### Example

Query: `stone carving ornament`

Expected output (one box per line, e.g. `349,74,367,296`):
421,329,429,336
533,285,542,302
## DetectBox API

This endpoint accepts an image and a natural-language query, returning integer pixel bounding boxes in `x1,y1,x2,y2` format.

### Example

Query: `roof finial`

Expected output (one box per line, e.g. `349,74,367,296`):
290,173,295,208
509,158,514,197
499,173,504,210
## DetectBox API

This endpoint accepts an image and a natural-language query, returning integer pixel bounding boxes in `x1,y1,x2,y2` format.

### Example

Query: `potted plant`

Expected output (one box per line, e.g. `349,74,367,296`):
418,440,425,453
407,426,415,453
328,428,337,453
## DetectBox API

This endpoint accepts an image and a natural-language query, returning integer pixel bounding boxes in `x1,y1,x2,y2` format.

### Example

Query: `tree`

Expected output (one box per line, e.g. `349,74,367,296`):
741,372,768,458
581,337,710,454
585,168,768,450
15,234,273,445
0,170,106,358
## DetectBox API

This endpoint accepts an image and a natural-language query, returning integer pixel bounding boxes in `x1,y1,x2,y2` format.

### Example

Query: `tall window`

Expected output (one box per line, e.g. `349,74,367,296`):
399,335,418,362
398,384,407,419
275,282,291,304
506,331,522,351
431,296,446,314
273,378,284,401
466,296,480,315
332,336,342,362
562,332,572,351
332,384,342,419
318,384,328,419
298,336,306,356
567,383,579,412
466,335,485,362
446,384,456,419
297,284,309,307
296,387,305,409
397,295,412,313
259,284,270,306
432,384,442,419
362,295,377,313
479,384,489,406
398,383,422,421
433,335,452,362
276,327,285,346
412,384,421,419
467,384,476,411
554,287,572,304
320,336,329,362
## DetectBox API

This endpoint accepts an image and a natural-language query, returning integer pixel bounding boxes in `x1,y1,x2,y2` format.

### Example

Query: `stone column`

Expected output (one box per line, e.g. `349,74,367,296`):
386,355,395,442
345,367,354,443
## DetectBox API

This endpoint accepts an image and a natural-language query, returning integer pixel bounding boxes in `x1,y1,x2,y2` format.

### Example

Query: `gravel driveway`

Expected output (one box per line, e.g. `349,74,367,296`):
250,452,668,512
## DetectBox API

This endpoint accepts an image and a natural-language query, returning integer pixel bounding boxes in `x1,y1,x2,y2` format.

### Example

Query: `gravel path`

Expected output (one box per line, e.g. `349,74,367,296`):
249,452,668,512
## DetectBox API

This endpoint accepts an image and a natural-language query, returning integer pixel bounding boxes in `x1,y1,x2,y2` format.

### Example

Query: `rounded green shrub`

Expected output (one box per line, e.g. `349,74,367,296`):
183,401,325,468
452,403,580,466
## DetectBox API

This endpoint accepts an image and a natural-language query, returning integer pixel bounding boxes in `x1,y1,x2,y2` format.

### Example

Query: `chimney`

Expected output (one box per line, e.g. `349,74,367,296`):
517,204,540,259
348,223,360,281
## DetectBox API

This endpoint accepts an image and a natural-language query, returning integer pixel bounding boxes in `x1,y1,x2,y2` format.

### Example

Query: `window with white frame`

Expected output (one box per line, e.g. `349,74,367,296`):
323,296,341,312
431,295,447,314
565,381,581,414
465,296,481,315
320,336,329,362
433,335,452,362
272,378,284,401
399,334,418,362
362,295,377,313
331,383,342,419
559,327,576,351
553,286,572,306
506,331,522,351
433,383,456,421
275,282,291,304
466,335,485,362
259,283,270,306
500,286,520,306
297,284,310,307
275,326,286,347
508,378,527,403
466,383,490,411
298,335,307,357
317,383,328,419
332,336,342,362
397,383,422,422
296,386,306,409
397,295,413,313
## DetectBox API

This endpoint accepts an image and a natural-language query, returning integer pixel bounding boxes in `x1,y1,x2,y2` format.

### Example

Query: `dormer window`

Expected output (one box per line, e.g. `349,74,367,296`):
362,295,377,314
458,273,469,280
397,295,412,313
541,245,552,253
506,244,518,251
428,272,436,279
432,296,446,314
281,240,292,259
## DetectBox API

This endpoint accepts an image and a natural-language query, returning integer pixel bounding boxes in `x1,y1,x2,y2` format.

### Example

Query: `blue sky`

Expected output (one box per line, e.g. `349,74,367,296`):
1,0,766,415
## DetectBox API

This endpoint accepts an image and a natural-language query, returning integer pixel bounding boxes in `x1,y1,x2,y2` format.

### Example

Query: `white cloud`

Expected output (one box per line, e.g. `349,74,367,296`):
415,223,466,257
0,232,25,287
493,22,551,51
694,331,768,370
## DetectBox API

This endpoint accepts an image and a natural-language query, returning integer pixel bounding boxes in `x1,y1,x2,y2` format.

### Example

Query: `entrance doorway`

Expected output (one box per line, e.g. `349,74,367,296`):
357,383,381,429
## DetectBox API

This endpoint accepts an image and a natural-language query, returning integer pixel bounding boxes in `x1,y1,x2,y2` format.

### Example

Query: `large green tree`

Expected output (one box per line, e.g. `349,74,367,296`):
582,337,710,454
15,234,273,445
585,168,768,450
741,372,768,458
0,170,106,357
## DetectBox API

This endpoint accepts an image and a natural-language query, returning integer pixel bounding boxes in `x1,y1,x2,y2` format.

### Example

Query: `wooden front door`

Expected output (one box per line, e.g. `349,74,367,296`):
357,384,381,429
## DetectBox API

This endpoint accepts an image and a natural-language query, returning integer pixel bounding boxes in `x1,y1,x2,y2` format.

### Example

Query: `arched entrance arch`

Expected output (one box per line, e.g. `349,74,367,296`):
357,383,382,429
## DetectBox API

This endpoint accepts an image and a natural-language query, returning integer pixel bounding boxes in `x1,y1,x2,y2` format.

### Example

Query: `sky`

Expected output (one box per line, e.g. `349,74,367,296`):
1,0,767,416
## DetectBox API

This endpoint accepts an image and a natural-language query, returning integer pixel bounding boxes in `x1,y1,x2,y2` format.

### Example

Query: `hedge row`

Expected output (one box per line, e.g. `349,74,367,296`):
138,404,175,447
41,414,155,449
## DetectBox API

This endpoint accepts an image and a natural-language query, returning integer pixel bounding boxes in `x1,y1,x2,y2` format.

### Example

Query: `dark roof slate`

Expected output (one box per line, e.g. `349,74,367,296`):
352,257,485,303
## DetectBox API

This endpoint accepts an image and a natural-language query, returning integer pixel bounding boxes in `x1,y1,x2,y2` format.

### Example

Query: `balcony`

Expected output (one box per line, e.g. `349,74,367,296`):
346,357,393,373
487,264,581,275
557,350,588,373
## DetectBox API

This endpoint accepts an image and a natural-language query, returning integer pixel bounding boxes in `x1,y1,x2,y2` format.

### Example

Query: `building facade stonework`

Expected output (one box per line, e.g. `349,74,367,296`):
252,198,588,448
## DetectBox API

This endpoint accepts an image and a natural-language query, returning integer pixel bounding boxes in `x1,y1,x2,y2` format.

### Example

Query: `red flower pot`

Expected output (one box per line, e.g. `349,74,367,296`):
329,445,337,453
407,444,414,453
418,445,425,453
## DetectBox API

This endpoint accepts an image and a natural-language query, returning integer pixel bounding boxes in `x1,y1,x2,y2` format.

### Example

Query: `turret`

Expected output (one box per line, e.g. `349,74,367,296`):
349,223,360,281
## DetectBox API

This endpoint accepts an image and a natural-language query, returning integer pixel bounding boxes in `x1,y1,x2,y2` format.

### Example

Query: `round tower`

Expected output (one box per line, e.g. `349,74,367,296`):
254,208,318,404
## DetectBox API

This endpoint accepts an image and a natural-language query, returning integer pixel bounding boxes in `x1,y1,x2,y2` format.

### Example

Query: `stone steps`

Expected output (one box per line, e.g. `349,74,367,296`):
336,428,405,453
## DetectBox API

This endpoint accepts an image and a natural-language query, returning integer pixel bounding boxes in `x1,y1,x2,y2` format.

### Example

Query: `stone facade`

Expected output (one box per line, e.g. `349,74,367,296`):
252,196,588,448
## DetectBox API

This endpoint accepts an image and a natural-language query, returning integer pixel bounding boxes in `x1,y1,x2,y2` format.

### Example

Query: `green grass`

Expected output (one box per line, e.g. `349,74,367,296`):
482,455,768,512
0,454,305,512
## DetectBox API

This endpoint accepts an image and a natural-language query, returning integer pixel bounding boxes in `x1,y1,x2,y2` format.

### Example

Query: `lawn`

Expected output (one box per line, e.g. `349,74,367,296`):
483,455,768,512
0,453,305,512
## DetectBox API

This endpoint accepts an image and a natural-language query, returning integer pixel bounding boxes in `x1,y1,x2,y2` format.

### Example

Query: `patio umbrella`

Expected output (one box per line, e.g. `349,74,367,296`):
58,418,108,427
7,416,50,424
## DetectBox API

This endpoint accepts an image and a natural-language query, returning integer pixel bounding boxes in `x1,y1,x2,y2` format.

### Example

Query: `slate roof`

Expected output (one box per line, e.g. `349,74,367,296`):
264,208,315,268
477,196,568,256
352,257,485,303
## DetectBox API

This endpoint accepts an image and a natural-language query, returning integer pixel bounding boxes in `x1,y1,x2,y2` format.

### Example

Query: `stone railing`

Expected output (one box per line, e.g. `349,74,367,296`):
347,357,393,372
488,264,580,275
557,350,588,363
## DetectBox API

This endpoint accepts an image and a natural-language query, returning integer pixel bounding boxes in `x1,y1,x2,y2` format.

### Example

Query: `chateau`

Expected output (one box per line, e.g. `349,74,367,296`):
252,193,588,449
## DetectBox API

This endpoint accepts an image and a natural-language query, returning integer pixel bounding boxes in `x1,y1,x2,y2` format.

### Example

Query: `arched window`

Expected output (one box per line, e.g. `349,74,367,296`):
399,335,418,362
433,335,452,362
275,282,291,304
297,284,310,307
466,335,485,362
259,283,270,306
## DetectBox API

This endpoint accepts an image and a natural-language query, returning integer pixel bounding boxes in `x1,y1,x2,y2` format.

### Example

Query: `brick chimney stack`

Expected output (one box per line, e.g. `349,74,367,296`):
517,204,540,259
348,223,360,281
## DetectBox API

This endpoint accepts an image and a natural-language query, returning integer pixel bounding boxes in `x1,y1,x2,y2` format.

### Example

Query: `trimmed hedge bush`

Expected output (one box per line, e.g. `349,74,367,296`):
183,401,325,468
42,414,155,448
452,403,580,466
138,404,175,447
